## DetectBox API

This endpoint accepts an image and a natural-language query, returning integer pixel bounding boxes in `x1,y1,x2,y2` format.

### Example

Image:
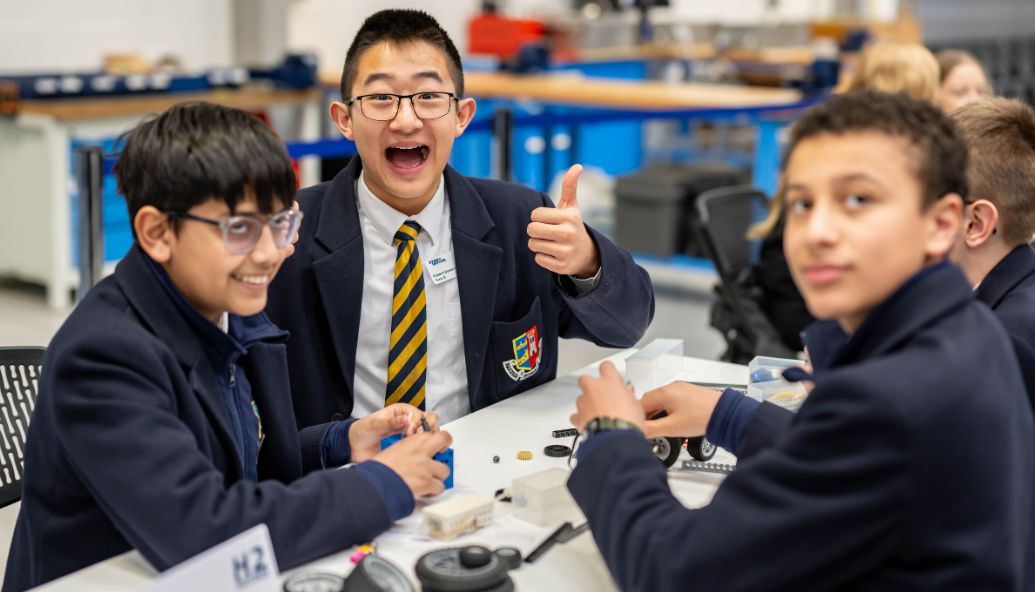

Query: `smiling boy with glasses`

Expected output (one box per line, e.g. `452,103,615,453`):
267,9,655,434
3,102,454,591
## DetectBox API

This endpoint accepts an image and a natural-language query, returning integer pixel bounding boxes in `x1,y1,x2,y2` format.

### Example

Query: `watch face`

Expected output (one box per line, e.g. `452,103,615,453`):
282,572,344,592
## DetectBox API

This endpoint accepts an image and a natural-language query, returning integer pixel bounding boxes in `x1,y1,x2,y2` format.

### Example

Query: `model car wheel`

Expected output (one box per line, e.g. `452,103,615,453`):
650,436,683,468
687,436,716,461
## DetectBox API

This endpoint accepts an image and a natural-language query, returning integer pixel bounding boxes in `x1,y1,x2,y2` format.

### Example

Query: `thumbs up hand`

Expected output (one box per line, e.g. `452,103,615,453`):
527,164,601,278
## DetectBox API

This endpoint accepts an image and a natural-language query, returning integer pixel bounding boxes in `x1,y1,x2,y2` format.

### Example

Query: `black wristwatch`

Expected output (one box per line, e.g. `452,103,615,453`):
583,417,642,436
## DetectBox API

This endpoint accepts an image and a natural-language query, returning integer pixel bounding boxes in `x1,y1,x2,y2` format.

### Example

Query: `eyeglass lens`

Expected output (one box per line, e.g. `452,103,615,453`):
360,93,452,121
223,211,300,254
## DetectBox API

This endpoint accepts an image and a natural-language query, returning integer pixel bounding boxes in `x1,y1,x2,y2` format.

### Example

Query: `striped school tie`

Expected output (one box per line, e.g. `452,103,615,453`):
386,220,427,409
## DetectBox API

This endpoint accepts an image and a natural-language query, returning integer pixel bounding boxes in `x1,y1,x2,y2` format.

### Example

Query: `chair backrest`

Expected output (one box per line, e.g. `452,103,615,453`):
694,185,769,284
693,186,796,362
0,347,44,508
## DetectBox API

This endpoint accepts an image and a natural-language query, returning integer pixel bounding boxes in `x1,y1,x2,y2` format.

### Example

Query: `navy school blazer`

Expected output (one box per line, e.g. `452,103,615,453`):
568,262,1035,591
266,158,655,429
975,244,1035,409
3,247,395,592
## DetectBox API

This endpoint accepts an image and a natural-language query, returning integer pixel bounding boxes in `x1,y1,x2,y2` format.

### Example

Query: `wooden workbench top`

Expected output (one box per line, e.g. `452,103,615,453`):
17,87,322,122
462,71,803,109
318,70,803,110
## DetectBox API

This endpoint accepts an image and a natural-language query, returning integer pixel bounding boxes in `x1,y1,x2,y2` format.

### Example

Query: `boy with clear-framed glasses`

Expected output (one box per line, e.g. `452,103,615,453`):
4,102,454,591
267,8,655,435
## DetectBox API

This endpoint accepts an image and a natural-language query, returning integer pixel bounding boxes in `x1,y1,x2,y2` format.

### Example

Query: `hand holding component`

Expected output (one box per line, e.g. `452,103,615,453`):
569,361,644,432
640,381,723,439
373,430,453,498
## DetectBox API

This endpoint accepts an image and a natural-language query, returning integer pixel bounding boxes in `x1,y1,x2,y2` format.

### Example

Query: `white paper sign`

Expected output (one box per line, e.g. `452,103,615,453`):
143,524,279,592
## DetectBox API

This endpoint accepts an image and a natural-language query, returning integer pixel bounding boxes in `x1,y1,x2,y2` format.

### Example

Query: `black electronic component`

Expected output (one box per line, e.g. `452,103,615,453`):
543,444,571,458
415,545,516,592
524,522,590,564
282,572,345,592
492,455,500,463
494,547,522,571
551,428,577,438
342,555,413,592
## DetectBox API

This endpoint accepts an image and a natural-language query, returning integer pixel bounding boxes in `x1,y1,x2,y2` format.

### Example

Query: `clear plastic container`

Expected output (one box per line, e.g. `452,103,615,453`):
747,356,808,411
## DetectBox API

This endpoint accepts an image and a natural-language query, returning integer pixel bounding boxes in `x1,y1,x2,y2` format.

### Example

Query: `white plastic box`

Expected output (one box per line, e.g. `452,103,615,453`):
510,468,584,527
421,493,494,540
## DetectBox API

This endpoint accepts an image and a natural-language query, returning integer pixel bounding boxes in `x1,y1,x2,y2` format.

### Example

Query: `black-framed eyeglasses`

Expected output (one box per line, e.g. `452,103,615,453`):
346,92,458,121
166,209,303,255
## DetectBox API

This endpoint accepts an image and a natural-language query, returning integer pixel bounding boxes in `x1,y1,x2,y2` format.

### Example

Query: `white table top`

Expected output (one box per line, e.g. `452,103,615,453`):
34,351,747,591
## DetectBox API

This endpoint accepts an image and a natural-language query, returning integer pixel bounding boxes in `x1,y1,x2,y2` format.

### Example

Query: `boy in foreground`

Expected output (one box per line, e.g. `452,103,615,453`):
4,103,449,591
567,91,1035,591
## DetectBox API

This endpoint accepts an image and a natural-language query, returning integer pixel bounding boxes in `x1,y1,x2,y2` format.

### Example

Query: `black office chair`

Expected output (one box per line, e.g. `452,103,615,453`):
693,186,796,363
0,347,44,508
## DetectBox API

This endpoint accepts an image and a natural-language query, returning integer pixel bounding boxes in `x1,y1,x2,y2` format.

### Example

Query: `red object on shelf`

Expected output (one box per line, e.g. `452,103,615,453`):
468,13,546,59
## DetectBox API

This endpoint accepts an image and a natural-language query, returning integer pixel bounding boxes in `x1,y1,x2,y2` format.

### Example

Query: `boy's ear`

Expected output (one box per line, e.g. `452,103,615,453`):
134,206,174,263
924,193,965,261
330,101,355,141
960,199,1000,249
454,97,477,138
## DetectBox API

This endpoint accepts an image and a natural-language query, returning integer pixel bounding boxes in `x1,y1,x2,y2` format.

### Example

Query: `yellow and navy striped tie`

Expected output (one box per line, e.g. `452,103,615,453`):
386,220,428,409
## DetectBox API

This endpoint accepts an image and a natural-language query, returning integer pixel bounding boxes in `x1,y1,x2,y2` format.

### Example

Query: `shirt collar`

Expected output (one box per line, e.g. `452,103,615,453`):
356,170,448,248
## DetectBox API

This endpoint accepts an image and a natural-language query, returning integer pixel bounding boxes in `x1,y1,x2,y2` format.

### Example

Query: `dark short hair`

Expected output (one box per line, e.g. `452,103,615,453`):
340,9,464,101
783,90,968,208
114,102,297,236
952,97,1035,245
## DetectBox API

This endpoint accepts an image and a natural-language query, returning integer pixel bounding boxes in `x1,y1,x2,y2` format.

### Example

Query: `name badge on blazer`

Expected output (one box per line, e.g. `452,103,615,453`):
426,253,457,285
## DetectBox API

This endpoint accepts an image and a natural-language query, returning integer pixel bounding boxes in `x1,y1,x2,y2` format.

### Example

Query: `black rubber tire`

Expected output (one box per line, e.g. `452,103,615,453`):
687,436,716,461
650,436,683,468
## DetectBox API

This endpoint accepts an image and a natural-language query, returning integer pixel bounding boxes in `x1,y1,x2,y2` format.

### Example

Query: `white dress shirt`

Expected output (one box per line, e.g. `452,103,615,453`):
352,172,470,423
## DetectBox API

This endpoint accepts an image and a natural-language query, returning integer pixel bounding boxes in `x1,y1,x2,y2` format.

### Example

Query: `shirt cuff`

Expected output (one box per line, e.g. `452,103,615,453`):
706,388,761,454
354,461,415,523
321,418,357,467
568,266,602,294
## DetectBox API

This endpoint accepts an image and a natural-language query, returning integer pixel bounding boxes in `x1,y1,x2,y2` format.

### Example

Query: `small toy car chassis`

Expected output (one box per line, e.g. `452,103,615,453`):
647,410,716,467
651,435,716,468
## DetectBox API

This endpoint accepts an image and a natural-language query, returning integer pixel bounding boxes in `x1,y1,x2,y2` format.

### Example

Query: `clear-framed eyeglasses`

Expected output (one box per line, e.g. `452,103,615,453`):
347,92,458,121
166,208,303,255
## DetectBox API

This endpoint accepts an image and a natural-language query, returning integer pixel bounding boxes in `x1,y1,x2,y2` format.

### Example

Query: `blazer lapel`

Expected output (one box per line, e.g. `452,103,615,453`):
312,159,365,400
444,166,503,406
114,247,243,479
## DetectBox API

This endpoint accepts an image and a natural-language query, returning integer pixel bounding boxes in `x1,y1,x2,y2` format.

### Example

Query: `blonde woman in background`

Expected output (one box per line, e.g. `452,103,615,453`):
937,49,991,112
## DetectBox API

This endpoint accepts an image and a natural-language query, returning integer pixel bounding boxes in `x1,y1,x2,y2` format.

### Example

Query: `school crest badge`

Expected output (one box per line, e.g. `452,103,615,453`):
503,325,542,381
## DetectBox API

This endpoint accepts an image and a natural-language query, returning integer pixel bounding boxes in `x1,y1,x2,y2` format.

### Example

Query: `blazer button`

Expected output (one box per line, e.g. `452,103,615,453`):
331,413,345,422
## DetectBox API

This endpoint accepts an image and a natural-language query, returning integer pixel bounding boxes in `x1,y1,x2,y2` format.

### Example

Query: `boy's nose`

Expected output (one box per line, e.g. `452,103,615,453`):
804,202,840,246
249,225,280,264
390,98,424,132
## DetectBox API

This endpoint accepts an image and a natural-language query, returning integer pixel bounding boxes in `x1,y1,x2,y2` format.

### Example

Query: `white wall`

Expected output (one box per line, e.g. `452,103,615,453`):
0,0,233,73
287,0,480,85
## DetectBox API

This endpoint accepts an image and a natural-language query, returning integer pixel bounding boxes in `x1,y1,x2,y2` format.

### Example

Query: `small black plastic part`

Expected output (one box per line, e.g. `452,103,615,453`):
544,444,571,458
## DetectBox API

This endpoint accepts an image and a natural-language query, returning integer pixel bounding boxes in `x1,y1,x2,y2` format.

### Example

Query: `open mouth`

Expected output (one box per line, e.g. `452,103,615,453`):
385,145,429,170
